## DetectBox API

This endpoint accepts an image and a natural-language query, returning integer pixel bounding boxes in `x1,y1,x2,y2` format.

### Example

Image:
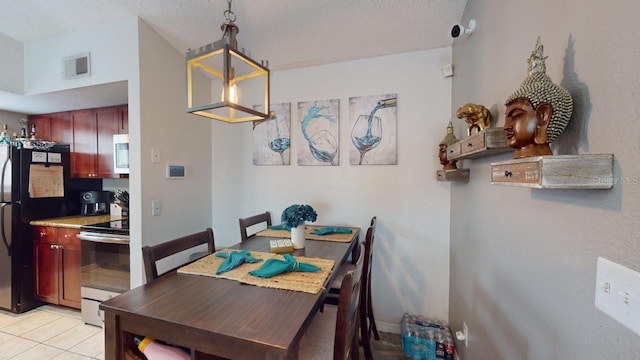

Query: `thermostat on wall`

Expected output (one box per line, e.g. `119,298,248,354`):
166,164,186,179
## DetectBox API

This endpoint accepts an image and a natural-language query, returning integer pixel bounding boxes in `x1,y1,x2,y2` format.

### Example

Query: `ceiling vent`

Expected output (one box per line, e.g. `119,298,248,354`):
64,53,91,79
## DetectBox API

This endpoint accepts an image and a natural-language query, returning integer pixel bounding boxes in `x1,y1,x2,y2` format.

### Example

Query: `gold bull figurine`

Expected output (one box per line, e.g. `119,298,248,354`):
456,103,492,136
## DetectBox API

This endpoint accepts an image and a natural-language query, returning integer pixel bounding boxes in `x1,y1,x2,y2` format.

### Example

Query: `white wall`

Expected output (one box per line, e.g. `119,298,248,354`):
24,18,137,95
19,17,214,287
210,49,454,330
22,17,145,285
211,120,245,246
450,0,640,359
0,33,23,94
136,20,213,285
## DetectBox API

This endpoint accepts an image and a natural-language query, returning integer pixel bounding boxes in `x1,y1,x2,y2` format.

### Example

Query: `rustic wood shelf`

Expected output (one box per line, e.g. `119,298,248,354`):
437,169,470,182
447,128,512,161
491,154,614,189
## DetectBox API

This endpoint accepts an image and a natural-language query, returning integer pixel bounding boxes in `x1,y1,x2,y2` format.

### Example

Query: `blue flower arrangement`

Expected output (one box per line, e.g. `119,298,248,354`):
281,204,317,228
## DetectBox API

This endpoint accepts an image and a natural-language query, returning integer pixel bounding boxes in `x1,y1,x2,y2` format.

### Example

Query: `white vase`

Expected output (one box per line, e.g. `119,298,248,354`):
291,224,306,249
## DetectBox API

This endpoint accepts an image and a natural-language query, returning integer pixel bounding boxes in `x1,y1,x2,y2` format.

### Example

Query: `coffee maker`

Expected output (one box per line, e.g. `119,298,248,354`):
80,191,111,216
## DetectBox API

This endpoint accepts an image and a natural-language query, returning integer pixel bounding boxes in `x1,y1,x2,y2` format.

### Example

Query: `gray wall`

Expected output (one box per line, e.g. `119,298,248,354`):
450,0,640,359
0,110,26,135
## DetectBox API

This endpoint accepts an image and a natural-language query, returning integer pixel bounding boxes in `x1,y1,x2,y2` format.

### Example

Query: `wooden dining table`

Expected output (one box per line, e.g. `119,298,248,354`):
100,227,359,360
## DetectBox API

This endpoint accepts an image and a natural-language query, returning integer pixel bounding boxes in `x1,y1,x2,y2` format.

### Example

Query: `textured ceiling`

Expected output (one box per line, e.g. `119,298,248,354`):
0,0,468,114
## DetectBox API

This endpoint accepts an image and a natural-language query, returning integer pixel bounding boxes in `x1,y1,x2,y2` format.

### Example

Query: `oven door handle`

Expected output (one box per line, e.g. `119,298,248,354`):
77,233,130,244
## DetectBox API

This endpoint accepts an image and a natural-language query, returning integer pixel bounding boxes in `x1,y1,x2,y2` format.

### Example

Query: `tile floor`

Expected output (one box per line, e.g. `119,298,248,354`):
0,305,103,360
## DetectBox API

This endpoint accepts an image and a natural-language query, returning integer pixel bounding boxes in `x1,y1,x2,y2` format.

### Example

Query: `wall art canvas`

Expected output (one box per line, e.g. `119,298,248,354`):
349,93,397,165
252,103,291,165
296,99,340,166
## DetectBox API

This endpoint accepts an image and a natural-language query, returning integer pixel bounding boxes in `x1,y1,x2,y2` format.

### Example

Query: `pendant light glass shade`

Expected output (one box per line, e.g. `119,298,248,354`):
185,3,270,123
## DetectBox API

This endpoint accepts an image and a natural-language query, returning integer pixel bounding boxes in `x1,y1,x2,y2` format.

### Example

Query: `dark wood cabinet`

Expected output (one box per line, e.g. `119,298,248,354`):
71,105,126,178
29,105,127,178
50,112,72,144
96,106,121,178
58,228,81,308
28,112,71,143
33,227,58,304
70,109,98,178
27,115,51,141
118,104,128,133
33,226,81,309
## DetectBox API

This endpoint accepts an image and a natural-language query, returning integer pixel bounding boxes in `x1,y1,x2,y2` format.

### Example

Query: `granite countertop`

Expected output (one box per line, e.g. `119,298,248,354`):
30,214,127,229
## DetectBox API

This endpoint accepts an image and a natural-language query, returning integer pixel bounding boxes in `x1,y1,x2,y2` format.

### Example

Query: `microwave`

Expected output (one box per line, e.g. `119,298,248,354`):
113,134,129,174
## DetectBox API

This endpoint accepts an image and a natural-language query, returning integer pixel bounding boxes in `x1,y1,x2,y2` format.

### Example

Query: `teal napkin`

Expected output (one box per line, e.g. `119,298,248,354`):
215,250,262,275
269,224,291,231
248,254,320,278
310,227,352,235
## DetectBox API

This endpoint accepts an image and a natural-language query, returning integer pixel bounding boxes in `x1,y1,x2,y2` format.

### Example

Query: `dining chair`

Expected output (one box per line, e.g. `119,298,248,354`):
324,216,378,360
142,227,215,282
299,242,365,360
238,211,272,242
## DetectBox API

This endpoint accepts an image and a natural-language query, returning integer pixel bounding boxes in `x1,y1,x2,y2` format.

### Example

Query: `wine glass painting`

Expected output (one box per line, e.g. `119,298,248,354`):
267,115,290,164
349,94,397,165
352,114,382,165
252,103,291,165
297,99,340,166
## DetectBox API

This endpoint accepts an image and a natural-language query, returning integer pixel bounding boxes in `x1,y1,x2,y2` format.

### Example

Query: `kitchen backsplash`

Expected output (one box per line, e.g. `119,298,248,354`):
102,178,129,198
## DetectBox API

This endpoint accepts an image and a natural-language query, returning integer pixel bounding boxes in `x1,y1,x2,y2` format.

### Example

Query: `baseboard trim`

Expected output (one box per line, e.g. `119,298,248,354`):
377,320,401,334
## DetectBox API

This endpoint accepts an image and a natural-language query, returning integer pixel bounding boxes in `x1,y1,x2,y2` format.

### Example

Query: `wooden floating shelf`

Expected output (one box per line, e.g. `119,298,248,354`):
437,169,470,182
447,128,512,161
491,154,614,189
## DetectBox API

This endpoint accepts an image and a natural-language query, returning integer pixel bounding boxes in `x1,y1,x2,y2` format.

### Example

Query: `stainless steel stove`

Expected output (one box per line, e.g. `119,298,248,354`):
78,220,130,327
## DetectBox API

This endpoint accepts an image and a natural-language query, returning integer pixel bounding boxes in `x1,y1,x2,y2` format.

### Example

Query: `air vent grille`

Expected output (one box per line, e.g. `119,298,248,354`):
64,53,91,79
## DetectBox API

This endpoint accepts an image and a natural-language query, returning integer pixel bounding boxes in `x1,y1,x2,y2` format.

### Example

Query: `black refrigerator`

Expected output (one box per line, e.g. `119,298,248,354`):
0,144,101,313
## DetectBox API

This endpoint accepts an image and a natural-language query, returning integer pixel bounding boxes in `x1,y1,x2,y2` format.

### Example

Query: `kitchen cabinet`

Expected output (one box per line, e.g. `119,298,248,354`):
118,104,128,133
50,112,72,144
71,105,126,178
27,112,71,143
33,226,81,309
27,115,49,140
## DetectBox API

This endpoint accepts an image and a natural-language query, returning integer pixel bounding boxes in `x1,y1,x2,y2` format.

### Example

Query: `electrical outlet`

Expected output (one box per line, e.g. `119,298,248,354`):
595,257,640,335
463,321,469,347
442,64,454,77
455,321,469,348
151,200,161,216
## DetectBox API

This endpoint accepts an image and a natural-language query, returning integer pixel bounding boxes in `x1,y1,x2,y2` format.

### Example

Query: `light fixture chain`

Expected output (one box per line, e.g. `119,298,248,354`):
224,0,236,23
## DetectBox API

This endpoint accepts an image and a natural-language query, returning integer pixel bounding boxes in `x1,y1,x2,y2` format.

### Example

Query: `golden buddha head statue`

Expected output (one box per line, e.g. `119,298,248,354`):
504,37,573,158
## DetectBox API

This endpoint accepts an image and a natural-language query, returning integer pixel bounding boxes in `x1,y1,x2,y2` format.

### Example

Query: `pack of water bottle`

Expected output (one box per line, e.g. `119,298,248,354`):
401,313,455,360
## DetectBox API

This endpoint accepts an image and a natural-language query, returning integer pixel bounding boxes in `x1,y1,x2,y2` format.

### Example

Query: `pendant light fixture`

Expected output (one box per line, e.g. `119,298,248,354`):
186,0,271,123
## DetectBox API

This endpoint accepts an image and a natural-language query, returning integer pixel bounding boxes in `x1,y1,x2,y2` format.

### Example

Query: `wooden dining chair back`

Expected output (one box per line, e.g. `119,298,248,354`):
361,217,380,346
334,242,365,360
239,211,272,242
324,216,378,359
142,228,215,282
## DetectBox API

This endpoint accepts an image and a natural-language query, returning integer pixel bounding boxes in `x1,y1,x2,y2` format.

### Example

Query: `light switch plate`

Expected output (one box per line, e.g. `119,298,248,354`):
151,200,161,216
151,148,161,163
595,257,640,335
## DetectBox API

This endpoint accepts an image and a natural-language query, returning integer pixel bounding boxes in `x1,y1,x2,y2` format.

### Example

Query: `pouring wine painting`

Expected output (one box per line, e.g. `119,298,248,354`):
349,94,397,165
